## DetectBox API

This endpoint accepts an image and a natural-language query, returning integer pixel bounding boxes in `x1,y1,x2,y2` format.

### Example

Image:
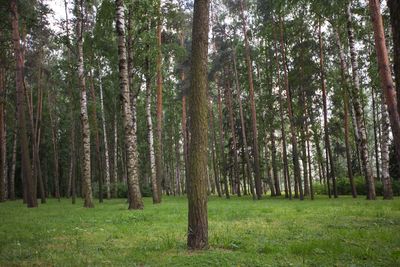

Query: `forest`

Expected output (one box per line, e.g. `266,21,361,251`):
1,0,400,265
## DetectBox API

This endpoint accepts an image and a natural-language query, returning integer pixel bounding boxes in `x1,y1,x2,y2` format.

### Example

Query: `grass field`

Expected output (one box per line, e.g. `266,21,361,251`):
1,195,400,266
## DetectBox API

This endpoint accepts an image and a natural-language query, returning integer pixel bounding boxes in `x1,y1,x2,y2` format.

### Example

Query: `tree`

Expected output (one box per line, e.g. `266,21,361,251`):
11,0,37,208
76,0,94,208
115,0,143,210
187,0,209,250
346,1,375,200
369,0,400,169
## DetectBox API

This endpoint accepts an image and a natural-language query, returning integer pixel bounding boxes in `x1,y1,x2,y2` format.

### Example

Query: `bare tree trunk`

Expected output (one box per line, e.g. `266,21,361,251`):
270,130,281,196
9,129,17,200
239,0,262,199
48,92,60,201
155,2,163,202
232,49,256,200
116,0,143,209
217,85,229,199
264,137,275,196
380,92,393,199
388,0,400,114
347,2,376,200
145,57,161,204
99,78,111,199
89,72,104,203
77,0,94,207
334,28,357,198
273,29,291,199
0,65,4,201
319,21,337,198
112,112,118,197
224,77,241,196
187,0,209,250
11,0,37,207
209,101,221,197
371,86,381,181
369,0,400,168
279,16,303,200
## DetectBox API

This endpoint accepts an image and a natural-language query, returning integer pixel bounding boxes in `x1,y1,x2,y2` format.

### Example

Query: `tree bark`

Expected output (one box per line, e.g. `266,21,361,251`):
145,57,161,204
99,77,111,199
77,0,94,207
9,129,17,200
217,85,229,199
347,2,376,200
369,0,400,169
224,76,240,196
387,0,400,114
11,0,37,207
155,2,163,202
187,0,209,250
380,91,393,199
116,0,143,209
209,100,222,197
239,0,262,199
0,65,4,201
48,92,60,200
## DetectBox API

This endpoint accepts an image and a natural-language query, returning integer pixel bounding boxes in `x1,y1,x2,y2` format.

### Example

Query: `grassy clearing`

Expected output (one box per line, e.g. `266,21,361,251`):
1,195,400,266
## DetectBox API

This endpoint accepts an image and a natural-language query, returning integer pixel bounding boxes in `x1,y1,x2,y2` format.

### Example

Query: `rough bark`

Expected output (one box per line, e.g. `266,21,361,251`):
0,66,4,201
11,0,37,207
77,0,94,207
372,87,380,181
369,0,400,170
115,0,143,209
387,0,400,114
239,0,262,199
9,129,17,200
187,0,209,250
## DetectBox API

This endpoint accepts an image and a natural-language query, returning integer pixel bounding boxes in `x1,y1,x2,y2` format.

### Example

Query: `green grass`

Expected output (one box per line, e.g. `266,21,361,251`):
1,195,400,266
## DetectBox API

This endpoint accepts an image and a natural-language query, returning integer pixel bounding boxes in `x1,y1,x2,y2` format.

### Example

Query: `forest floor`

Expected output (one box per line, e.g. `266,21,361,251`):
0,195,400,266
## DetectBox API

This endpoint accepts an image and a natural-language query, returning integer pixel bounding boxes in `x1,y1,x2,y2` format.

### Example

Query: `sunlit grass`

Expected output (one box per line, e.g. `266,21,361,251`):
1,195,399,266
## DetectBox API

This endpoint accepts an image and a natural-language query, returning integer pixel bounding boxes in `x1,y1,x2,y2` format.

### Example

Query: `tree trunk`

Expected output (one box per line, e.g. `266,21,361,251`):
9,129,17,200
209,101,222,197
48,92,60,201
239,0,262,199
11,0,37,207
0,65,4,201
99,78,111,199
347,2,376,200
217,85,229,199
145,57,161,204
334,28,357,198
264,137,276,196
187,0,209,250
155,2,163,202
112,113,118,197
270,130,281,196
89,72,104,203
116,0,143,209
369,0,400,169
319,21,337,198
380,91,393,199
387,0,400,114
371,86,380,181
273,29,291,199
232,49,256,200
279,16,303,200
76,0,94,207
224,77,240,196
